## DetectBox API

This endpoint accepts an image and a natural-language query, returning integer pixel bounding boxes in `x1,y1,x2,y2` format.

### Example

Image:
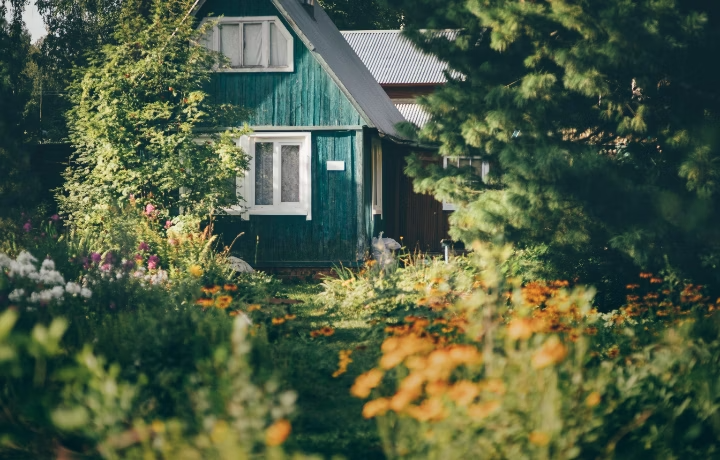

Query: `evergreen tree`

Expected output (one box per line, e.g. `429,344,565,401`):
59,0,249,230
389,0,720,299
319,0,404,30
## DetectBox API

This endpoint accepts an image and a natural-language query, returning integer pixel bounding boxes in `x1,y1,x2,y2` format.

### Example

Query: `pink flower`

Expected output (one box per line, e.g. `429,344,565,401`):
147,255,160,270
138,241,150,252
90,252,102,264
23,221,32,232
164,220,173,229
145,204,156,216
101,263,112,272
168,238,179,247
50,214,60,222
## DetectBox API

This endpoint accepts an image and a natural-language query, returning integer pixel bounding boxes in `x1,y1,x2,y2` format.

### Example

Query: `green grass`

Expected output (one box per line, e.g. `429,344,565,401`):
266,282,386,460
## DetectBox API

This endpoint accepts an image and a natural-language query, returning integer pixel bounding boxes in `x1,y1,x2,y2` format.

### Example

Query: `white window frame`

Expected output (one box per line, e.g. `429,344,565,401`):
224,133,312,220
442,157,490,211
371,137,383,217
200,16,294,73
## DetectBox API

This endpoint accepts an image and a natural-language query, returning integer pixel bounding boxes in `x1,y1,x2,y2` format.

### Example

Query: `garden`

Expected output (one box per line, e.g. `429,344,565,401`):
2,0,720,458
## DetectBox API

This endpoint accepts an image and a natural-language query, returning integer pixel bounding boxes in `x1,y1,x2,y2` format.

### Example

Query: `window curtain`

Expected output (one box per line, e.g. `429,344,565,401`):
243,23,263,66
269,23,288,67
219,24,241,67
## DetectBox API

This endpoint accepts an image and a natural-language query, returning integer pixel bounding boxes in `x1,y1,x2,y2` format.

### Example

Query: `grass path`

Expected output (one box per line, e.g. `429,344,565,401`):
265,283,386,459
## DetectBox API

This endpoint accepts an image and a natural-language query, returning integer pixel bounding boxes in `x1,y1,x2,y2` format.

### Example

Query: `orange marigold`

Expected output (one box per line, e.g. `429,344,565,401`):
362,398,390,419
223,284,238,291
507,318,534,341
195,298,214,307
351,369,384,398
531,336,568,369
215,295,233,309
448,380,479,406
585,391,601,407
202,285,221,294
272,317,286,325
265,419,291,446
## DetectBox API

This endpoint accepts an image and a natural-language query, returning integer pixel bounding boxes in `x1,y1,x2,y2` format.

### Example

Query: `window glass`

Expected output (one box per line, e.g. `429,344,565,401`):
243,23,263,66
255,142,274,205
281,145,300,203
219,24,240,67
269,23,288,67
459,158,471,168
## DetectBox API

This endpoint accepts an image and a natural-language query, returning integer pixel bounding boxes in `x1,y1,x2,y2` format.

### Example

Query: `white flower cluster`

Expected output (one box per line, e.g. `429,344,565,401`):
1,251,92,304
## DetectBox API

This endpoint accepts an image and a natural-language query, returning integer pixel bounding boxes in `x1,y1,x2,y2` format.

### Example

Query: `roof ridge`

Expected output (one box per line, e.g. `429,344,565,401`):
340,30,402,34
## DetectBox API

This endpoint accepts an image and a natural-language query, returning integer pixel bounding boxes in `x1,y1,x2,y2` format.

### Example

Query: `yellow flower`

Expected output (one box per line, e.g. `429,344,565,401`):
585,391,601,407
531,336,568,369
210,420,229,444
362,398,390,418
151,420,165,433
529,431,550,447
351,369,384,398
189,265,203,278
265,419,291,446
215,295,233,309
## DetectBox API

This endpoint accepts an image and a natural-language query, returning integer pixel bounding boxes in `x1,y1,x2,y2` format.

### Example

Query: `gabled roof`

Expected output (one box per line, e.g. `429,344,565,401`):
192,0,408,140
341,30,459,85
395,103,431,128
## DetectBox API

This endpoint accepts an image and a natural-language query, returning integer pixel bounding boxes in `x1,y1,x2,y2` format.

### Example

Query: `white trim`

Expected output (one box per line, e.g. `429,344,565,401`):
224,132,312,220
200,16,294,73
442,156,489,211
371,137,383,217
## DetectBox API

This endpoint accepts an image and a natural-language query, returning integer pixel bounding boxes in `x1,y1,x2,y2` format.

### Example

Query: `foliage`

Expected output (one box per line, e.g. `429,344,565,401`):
340,244,720,459
318,0,404,30
388,0,720,296
60,0,250,231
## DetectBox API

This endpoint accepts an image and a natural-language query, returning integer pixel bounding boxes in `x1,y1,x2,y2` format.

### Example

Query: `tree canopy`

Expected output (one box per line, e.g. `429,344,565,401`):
387,0,720,299
59,0,249,229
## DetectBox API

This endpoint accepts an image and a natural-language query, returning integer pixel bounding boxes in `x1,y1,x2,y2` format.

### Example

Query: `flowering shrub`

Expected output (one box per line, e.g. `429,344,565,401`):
338,243,720,459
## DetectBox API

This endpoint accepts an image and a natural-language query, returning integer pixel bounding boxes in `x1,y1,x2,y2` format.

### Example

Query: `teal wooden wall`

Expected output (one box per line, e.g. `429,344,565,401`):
215,131,364,266
197,0,377,265
198,0,364,127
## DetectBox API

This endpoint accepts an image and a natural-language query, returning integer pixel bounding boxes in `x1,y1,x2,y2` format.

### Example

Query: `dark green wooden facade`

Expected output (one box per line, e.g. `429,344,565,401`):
201,0,379,266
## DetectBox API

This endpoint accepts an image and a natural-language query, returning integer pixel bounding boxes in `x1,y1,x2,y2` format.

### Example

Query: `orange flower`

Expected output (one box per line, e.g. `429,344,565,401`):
585,391,601,407
650,277,663,284
467,400,500,420
389,388,421,411
479,378,506,395
405,397,446,422
531,336,568,369
425,380,448,396
607,345,619,358
320,326,334,336
507,318,534,341
223,284,238,291
529,431,550,447
215,295,233,309
202,285,221,294
265,419,291,446
351,369,384,398
448,380,479,406
272,317,286,325
448,345,481,365
247,304,262,312
229,311,241,317
195,298,214,307
285,314,297,320
362,398,390,418
639,272,653,279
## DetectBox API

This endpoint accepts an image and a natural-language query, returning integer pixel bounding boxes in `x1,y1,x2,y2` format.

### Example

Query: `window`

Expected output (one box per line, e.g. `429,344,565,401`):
225,133,311,220
200,17,294,72
442,157,490,211
371,138,383,217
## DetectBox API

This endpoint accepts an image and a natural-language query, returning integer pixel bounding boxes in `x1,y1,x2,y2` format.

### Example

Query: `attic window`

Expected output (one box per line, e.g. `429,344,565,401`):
200,17,294,72
442,157,489,211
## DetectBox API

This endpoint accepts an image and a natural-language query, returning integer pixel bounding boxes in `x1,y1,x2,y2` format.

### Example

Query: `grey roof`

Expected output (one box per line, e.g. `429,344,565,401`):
341,30,458,85
395,103,430,128
193,0,408,139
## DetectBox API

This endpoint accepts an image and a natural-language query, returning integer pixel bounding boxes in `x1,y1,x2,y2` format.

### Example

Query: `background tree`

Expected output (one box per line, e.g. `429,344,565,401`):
59,0,249,230
318,0,404,30
386,0,720,304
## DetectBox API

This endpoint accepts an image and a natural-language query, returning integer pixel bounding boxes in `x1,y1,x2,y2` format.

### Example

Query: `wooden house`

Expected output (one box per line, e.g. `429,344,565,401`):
192,0,417,268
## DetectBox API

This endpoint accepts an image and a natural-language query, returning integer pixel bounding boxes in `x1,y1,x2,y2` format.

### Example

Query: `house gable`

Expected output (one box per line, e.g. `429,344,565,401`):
197,0,364,127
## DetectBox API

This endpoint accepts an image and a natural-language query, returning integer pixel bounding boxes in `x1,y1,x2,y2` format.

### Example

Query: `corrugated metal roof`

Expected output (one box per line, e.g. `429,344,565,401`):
341,30,457,85
395,103,431,128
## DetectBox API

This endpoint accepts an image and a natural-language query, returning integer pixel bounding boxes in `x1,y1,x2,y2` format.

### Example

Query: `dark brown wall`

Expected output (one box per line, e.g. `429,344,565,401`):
382,84,438,100
382,147,450,253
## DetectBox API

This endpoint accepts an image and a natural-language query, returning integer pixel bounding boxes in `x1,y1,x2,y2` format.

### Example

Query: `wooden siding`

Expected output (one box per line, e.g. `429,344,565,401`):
199,0,364,127
214,131,363,266
382,147,450,253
